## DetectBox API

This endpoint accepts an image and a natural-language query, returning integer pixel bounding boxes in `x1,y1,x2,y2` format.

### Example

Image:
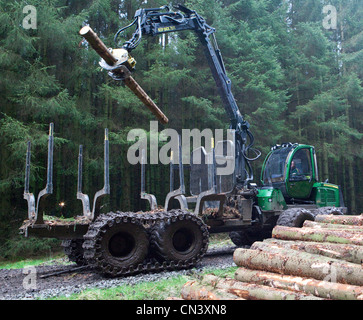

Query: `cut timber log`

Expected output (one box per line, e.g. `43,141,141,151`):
233,247,363,286
180,280,245,300
79,26,168,124
79,26,117,65
315,214,363,226
234,267,363,300
122,77,169,124
200,274,323,300
272,225,363,246
263,238,363,264
303,220,363,233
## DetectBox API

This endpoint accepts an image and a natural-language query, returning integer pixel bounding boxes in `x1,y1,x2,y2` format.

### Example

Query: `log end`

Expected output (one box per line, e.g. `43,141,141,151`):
79,25,92,36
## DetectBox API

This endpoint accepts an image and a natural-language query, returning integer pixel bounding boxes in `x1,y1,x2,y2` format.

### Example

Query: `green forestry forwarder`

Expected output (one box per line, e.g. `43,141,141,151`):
20,5,346,277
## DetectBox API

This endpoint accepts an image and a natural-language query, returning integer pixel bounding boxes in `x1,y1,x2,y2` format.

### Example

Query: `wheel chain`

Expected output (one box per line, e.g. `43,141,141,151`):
61,239,87,266
82,209,209,277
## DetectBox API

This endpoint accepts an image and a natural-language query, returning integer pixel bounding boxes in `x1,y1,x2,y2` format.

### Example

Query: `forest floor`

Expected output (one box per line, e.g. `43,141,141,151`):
0,236,238,300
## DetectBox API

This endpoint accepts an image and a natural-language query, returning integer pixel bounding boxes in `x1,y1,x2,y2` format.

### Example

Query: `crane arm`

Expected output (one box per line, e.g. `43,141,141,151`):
114,4,260,185
118,5,246,130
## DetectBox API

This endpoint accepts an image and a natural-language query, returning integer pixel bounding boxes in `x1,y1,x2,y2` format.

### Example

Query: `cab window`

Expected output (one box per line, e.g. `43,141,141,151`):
263,147,292,184
289,148,312,181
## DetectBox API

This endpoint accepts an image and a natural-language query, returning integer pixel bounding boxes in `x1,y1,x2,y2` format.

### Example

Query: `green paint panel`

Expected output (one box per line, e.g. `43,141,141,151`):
311,182,341,207
257,188,287,211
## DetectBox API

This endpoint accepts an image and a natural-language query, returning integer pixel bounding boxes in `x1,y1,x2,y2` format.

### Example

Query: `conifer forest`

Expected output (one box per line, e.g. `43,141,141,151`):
0,0,362,258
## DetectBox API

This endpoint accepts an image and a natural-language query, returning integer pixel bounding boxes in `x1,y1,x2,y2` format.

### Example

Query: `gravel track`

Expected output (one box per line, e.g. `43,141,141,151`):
0,246,237,300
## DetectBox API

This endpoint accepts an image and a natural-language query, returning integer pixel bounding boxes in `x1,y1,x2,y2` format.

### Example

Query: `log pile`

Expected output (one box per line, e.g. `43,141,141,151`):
173,214,363,300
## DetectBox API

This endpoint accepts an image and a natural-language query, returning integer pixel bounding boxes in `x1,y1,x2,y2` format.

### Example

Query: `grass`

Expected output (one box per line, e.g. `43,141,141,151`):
0,235,62,262
0,254,71,269
209,233,235,248
55,275,191,300
50,266,238,300
0,234,233,269
1,233,237,300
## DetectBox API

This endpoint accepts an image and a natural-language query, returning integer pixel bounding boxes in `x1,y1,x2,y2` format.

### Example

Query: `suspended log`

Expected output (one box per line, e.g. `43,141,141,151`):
272,225,363,246
200,274,323,300
233,247,363,286
122,76,169,124
79,26,117,65
79,26,169,124
234,267,363,300
180,280,245,300
263,238,363,264
315,214,363,226
303,220,363,233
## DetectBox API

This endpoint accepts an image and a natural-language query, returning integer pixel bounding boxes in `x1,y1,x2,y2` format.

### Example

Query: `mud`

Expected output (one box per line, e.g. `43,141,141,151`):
0,246,237,300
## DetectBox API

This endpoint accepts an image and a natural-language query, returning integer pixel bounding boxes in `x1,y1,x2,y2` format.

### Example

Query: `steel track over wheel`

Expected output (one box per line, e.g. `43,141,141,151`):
61,239,87,266
83,210,209,276
83,212,149,276
151,211,209,264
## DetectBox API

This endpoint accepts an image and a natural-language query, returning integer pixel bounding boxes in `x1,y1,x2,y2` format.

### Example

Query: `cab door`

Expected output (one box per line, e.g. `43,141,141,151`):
286,147,315,199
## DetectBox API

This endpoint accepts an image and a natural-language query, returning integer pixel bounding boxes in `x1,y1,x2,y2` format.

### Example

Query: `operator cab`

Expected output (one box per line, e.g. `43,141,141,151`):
261,143,318,202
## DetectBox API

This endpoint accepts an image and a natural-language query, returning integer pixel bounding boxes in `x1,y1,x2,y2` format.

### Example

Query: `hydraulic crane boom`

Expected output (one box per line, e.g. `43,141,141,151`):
115,4,260,186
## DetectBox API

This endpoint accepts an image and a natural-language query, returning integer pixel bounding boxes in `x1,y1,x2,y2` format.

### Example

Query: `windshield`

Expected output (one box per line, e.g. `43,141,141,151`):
263,147,293,184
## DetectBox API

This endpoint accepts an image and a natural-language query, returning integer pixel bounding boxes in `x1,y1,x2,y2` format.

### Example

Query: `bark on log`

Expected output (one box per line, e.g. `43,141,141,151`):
250,241,363,267
200,274,323,300
234,267,363,300
79,26,117,65
79,26,169,124
123,76,169,124
303,220,363,233
263,238,363,264
233,247,363,286
180,280,245,300
272,225,363,246
315,214,363,226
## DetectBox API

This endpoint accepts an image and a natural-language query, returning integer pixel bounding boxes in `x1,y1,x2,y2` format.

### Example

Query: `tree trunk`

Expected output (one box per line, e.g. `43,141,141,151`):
200,274,323,300
303,220,363,233
263,238,363,264
314,214,363,226
347,160,357,213
234,267,363,300
272,225,363,246
180,280,245,300
233,247,363,286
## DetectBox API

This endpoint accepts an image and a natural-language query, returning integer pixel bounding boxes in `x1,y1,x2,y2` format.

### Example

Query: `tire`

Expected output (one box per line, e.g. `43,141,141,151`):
229,228,273,247
61,239,87,266
276,208,314,227
312,206,344,218
229,231,251,247
99,222,149,269
83,213,149,275
151,215,208,262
